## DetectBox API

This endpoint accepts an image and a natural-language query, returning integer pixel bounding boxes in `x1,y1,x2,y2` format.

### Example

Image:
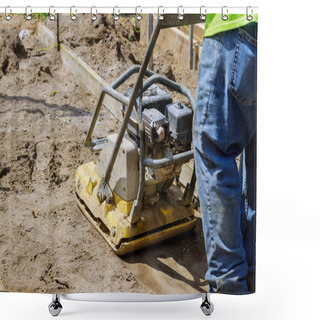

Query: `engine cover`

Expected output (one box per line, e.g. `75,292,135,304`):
122,85,172,140
142,108,169,148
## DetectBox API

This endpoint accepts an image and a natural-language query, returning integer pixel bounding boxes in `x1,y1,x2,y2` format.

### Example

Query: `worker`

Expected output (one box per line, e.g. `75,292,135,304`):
193,13,258,294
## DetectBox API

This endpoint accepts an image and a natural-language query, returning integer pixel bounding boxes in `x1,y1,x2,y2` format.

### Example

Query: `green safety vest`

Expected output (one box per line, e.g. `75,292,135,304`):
204,14,258,38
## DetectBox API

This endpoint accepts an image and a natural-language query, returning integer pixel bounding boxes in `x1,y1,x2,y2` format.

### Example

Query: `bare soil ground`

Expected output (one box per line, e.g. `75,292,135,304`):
0,15,207,294
45,14,198,105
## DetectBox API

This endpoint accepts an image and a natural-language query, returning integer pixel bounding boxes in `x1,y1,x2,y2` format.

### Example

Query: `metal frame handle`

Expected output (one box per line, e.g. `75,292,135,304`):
86,14,203,221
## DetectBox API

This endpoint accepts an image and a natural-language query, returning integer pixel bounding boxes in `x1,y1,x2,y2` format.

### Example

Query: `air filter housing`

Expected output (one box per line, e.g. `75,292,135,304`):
165,101,193,145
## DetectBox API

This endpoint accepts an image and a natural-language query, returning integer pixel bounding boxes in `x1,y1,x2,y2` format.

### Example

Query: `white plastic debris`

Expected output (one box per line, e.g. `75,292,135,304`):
19,30,30,41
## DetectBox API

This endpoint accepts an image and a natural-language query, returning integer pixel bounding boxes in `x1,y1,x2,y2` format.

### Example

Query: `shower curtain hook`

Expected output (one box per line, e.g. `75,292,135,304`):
135,6,142,21
177,6,184,21
5,6,12,21
25,6,32,21
113,6,120,21
246,6,253,21
157,6,164,20
221,6,229,21
91,6,97,21
49,6,56,21
70,6,77,21
200,6,206,20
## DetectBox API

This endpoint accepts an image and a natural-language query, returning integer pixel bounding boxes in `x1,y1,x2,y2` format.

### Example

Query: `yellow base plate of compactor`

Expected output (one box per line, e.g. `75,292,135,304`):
75,161,197,256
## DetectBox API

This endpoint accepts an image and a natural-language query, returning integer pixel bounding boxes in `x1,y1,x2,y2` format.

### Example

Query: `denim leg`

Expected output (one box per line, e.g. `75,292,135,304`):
193,24,257,294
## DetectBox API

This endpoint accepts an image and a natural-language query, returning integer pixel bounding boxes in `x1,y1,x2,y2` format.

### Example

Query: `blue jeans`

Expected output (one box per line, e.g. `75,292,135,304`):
193,23,257,294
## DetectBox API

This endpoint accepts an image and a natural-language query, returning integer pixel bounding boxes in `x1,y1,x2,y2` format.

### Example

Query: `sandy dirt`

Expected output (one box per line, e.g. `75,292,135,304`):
0,15,207,294
45,14,198,105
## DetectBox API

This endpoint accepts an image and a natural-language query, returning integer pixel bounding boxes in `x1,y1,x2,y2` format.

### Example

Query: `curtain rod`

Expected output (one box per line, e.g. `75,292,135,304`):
0,6,258,15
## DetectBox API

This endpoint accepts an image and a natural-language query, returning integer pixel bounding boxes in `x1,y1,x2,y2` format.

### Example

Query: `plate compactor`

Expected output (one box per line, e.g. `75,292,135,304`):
75,15,202,255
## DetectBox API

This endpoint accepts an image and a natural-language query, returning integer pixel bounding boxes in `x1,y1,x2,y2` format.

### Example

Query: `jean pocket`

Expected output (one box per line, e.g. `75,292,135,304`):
228,27,257,105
